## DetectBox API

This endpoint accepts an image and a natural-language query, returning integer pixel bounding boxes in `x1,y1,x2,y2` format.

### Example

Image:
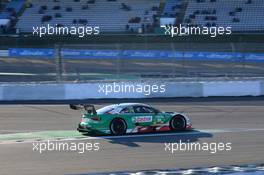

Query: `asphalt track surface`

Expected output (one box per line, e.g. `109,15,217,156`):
0,98,264,175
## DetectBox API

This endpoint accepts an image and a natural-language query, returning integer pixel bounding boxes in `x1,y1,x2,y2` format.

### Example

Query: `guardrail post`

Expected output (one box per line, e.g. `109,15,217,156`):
55,44,62,82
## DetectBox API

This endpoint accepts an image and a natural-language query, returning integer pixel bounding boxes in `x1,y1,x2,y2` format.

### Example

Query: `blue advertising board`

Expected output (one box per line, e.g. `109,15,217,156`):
8,48,264,62
61,49,120,59
9,48,54,58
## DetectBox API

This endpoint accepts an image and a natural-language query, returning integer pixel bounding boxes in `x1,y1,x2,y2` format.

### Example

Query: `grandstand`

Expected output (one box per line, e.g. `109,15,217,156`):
162,0,182,18
16,0,160,33
182,0,264,32
0,0,25,19
0,0,25,34
0,0,264,34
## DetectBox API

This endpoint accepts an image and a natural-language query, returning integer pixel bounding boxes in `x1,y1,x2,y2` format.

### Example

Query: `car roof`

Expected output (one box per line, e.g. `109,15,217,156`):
115,103,151,108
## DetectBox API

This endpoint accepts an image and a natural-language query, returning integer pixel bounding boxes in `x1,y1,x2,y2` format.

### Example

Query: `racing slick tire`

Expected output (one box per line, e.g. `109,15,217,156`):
169,115,186,131
110,118,127,135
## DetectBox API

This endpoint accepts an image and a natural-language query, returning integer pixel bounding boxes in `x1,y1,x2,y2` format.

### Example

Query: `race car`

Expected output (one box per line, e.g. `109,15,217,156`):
70,103,192,135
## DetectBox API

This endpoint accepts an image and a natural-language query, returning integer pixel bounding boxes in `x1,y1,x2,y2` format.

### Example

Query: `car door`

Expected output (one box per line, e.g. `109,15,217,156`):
132,105,156,126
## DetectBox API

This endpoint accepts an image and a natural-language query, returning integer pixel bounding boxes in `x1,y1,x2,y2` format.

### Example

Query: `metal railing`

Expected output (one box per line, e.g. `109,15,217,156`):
0,42,264,83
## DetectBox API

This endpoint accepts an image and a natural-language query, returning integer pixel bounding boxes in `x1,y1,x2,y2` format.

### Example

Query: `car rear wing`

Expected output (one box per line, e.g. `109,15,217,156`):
69,104,97,114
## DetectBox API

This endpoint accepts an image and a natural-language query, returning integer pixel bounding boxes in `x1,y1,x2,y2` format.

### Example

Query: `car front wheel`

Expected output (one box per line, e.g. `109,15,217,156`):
110,118,127,135
169,115,186,131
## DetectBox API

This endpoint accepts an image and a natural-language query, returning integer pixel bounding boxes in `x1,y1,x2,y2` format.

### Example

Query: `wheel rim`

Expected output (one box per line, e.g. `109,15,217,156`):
171,117,186,130
111,119,126,135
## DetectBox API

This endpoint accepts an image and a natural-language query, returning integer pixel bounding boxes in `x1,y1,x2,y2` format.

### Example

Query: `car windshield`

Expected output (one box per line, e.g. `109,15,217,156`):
96,105,123,114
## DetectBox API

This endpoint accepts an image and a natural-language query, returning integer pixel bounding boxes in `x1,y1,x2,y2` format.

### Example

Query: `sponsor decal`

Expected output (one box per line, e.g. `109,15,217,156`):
132,116,152,123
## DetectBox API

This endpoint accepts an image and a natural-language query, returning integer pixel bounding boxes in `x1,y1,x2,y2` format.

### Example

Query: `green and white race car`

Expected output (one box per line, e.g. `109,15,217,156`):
71,103,192,135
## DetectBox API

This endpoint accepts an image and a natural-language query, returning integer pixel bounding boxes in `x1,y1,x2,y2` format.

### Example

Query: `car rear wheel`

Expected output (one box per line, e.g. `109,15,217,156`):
110,118,127,135
169,115,186,131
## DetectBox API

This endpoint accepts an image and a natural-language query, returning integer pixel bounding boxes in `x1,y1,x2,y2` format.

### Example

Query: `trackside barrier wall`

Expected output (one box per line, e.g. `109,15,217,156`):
0,86,3,100
0,81,263,101
1,84,65,101
64,82,204,99
151,82,203,98
202,81,262,97
64,83,143,99
261,81,264,95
